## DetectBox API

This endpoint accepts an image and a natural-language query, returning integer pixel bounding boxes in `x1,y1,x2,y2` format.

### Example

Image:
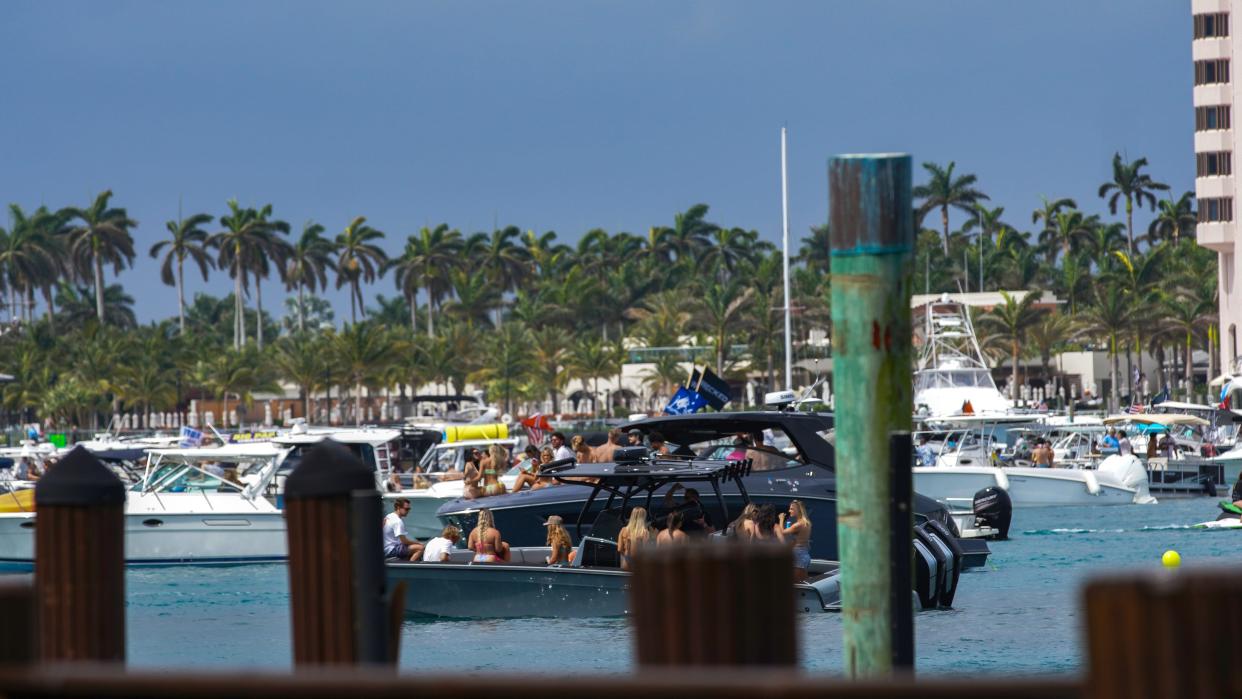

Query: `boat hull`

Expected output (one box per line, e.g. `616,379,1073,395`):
0,510,287,566
913,466,1137,508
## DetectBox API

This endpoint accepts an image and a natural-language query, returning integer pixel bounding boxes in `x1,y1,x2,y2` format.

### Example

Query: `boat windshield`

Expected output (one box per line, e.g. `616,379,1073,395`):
915,369,996,391
133,463,242,494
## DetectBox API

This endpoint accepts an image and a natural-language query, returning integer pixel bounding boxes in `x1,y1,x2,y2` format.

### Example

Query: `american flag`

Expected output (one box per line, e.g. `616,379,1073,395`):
1126,404,1145,415
521,414,553,446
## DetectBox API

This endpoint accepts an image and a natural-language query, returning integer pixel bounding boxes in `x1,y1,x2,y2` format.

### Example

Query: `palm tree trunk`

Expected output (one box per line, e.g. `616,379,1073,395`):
7,286,15,325
1125,196,1135,255
350,283,357,324
1109,338,1120,412
297,282,306,333
426,282,435,336
593,377,600,417
940,206,950,255
177,255,186,335
355,377,362,426
1186,333,1194,402
303,387,310,423
1011,340,1019,401
355,282,365,320
408,291,417,333
93,251,106,323
256,277,264,350
234,259,243,349
41,285,54,332
221,396,229,427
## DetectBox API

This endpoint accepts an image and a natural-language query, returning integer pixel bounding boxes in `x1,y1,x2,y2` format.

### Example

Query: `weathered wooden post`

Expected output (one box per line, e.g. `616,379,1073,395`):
1085,570,1242,699
829,153,915,676
0,577,35,665
631,543,796,668
284,440,393,666
34,445,127,663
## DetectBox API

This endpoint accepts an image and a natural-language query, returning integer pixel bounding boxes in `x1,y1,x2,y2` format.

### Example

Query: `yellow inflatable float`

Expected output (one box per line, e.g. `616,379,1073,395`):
441,423,509,443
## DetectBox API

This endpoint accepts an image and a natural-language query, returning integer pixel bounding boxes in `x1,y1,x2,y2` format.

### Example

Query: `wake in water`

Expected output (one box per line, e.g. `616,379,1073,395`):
1022,523,1225,535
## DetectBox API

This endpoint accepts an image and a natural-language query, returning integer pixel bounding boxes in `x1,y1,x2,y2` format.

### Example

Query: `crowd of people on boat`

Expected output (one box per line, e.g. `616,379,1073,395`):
381,494,814,579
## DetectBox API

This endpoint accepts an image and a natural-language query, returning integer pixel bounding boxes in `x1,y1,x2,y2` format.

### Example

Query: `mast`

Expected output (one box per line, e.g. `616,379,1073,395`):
781,127,793,391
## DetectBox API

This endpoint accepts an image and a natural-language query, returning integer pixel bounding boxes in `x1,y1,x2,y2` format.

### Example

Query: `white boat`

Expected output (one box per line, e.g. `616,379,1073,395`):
913,424,1156,509
388,437,521,539
0,442,289,565
914,295,1016,418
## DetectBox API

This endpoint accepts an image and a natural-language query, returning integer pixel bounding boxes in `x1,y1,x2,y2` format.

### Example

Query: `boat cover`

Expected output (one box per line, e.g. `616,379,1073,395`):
1097,453,1157,504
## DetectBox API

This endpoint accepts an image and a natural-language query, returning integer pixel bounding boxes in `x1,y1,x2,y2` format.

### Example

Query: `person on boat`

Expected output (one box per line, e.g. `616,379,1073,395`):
1032,440,1053,468
916,435,936,467
648,430,669,456
382,499,424,561
550,431,574,461
531,447,558,490
627,429,644,447
663,483,713,535
468,508,510,563
1231,471,1242,507
511,444,542,491
544,515,574,565
571,435,593,464
656,511,687,546
591,428,623,463
420,525,460,563
778,500,812,583
727,503,759,540
753,504,779,541
478,444,509,497
1102,429,1121,452
617,507,654,570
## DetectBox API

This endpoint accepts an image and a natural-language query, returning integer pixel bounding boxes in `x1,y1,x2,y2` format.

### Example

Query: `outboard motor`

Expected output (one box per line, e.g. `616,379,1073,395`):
973,486,1012,540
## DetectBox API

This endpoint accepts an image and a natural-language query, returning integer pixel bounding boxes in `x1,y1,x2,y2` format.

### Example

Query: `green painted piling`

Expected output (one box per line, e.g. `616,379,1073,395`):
829,154,915,677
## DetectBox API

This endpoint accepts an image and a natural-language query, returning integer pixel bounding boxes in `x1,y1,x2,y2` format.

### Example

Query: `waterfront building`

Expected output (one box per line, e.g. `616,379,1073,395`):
1192,1,1241,369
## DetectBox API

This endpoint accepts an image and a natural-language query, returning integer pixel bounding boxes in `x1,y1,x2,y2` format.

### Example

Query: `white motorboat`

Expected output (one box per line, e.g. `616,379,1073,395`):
0,442,290,565
913,424,1156,509
388,437,521,539
913,294,1014,418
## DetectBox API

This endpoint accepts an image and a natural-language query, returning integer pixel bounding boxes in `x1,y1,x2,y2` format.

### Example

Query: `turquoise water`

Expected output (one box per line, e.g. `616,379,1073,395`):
55,499,1242,674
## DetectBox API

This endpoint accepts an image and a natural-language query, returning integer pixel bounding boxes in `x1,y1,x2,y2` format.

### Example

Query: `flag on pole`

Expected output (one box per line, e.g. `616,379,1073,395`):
521,414,553,445
179,425,204,448
664,386,708,415
696,367,732,410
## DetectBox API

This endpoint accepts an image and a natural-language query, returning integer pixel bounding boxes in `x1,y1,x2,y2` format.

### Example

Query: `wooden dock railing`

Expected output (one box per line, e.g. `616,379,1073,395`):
0,442,1237,699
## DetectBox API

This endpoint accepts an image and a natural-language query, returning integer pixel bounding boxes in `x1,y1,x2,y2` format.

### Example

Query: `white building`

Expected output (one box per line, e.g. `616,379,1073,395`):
1192,2,1241,368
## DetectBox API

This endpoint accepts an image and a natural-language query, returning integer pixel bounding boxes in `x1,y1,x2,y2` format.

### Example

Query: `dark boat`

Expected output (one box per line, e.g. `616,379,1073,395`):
391,455,966,618
436,410,977,564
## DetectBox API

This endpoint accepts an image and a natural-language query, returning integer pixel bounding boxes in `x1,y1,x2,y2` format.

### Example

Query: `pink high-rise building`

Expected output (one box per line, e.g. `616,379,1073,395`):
1192,2,1241,368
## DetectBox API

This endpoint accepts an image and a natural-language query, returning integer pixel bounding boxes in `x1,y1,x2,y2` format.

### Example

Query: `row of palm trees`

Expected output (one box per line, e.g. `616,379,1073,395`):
0,150,1220,424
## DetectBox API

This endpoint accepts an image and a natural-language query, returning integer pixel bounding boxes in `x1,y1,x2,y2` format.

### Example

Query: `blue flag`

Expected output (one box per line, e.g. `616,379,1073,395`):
179,425,204,448
664,386,707,415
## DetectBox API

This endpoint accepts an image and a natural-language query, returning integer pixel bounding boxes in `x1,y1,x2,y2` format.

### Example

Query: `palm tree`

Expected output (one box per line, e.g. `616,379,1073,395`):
1146,192,1197,245
529,326,571,412
248,231,292,350
666,204,718,262
62,190,137,323
442,270,499,329
479,226,529,324
197,349,276,427
1163,291,1216,400
979,291,1043,400
697,279,754,375
798,224,831,275
1081,286,1134,411
284,222,338,333
566,335,619,417
150,213,214,334
335,216,388,324
1110,246,1167,398
0,205,56,324
55,283,137,328
1039,210,1094,263
405,225,462,336
964,204,1007,291
117,362,176,429
1030,195,1078,252
333,322,400,425
1027,312,1078,383
1098,153,1170,254
211,201,286,349
273,334,327,420
468,322,535,416
913,162,989,255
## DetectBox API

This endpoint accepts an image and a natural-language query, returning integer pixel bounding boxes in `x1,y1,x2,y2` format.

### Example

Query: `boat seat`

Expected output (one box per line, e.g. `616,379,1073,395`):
571,536,620,569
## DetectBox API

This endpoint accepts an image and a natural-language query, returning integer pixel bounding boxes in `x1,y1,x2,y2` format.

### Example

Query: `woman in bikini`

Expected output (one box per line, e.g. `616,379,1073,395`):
531,447,557,490
467,508,510,563
616,507,653,570
470,444,509,499
511,445,541,491
777,499,812,582
544,515,573,564
655,510,687,546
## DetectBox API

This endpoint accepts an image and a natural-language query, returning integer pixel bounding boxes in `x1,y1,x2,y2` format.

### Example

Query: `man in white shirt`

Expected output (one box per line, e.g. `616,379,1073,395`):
550,432,573,462
420,525,461,563
382,499,423,560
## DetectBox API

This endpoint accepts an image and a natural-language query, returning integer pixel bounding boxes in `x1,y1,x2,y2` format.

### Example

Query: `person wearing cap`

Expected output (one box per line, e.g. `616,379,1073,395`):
626,429,644,447
544,515,573,565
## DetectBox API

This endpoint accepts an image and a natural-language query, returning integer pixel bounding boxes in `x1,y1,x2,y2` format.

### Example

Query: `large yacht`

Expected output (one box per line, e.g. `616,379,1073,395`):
914,294,1013,418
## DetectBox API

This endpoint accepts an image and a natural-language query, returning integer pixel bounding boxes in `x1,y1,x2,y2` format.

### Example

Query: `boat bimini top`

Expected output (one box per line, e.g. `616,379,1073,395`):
536,450,753,538
141,443,291,500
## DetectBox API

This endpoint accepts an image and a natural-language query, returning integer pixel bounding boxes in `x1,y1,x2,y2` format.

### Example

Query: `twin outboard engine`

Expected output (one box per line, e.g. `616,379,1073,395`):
912,520,963,609
972,486,1012,540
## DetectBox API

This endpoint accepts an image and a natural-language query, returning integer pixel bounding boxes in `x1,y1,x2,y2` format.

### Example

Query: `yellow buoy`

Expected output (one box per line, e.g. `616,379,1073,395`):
1161,550,1181,568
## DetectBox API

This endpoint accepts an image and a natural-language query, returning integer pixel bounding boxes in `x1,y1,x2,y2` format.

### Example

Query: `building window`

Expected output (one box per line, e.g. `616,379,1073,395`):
1195,59,1231,85
1195,12,1230,39
1199,197,1234,222
1197,151,1233,176
1196,105,1232,130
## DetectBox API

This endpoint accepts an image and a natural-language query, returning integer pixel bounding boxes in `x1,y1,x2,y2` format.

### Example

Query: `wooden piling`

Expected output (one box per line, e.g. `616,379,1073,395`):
0,577,36,666
829,153,915,677
889,431,915,672
283,440,391,666
33,445,126,663
1084,569,1242,699
630,542,796,668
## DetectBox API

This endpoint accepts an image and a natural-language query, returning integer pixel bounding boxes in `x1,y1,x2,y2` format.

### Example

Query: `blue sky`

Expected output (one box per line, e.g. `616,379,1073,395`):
0,1,1192,323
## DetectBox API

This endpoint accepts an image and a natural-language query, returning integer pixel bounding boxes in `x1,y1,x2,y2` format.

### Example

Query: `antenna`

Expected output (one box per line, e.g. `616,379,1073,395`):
781,126,793,391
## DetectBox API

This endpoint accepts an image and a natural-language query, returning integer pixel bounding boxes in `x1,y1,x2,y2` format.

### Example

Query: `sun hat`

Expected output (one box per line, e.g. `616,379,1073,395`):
543,515,564,527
